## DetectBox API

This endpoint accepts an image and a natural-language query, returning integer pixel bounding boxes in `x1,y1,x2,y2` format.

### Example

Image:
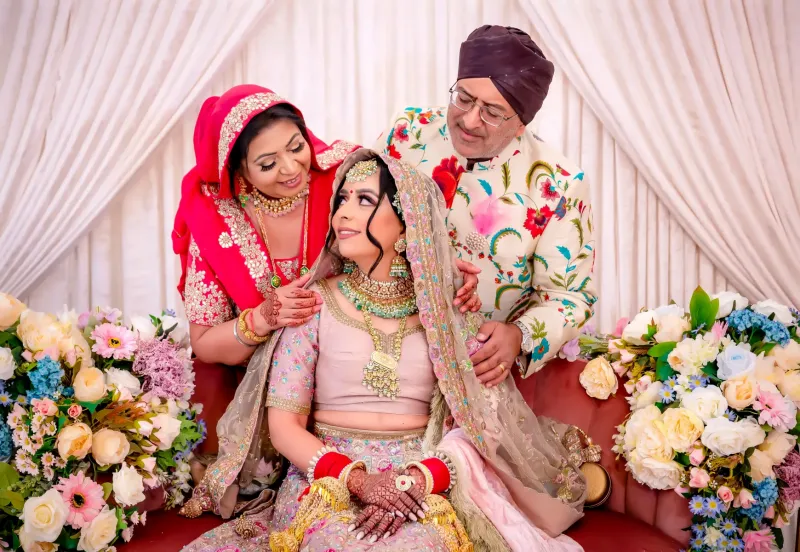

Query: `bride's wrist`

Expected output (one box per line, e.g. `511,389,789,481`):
345,466,367,495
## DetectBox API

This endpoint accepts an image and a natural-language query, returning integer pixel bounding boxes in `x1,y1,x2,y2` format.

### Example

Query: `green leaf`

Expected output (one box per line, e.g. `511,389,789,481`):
644,322,658,342
675,453,690,467
648,342,677,358
79,398,106,414
0,490,24,510
689,287,711,329
789,411,800,437
656,402,669,412
656,357,676,381
116,507,127,531
701,363,717,379
0,462,20,489
570,218,585,247
773,526,784,550
501,162,511,191
102,482,113,501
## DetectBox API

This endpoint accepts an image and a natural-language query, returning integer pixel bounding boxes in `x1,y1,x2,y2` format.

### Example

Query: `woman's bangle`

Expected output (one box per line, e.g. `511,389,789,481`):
338,460,367,488
238,308,270,344
233,317,257,347
307,447,352,483
421,451,457,493
402,461,434,495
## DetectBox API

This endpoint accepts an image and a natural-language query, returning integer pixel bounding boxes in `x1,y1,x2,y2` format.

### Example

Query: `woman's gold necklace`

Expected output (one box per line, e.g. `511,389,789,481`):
255,197,310,288
250,185,309,218
362,311,406,400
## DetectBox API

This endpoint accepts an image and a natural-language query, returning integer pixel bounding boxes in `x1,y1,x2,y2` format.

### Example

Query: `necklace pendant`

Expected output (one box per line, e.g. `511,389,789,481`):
363,352,399,399
300,266,309,276
270,274,282,288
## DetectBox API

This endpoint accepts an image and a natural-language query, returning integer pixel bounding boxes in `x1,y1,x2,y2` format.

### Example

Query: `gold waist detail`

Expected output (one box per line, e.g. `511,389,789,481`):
313,421,426,442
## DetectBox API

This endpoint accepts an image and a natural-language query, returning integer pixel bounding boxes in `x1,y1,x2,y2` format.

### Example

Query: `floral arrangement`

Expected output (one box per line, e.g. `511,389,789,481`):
574,288,800,551
0,294,205,552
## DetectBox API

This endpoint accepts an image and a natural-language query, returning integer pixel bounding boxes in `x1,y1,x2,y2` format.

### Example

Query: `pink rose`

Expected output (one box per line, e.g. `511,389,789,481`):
608,339,622,354
735,488,756,508
689,447,706,466
613,318,629,338
67,404,82,418
764,505,775,519
619,349,636,364
611,361,626,376
689,467,711,488
32,398,58,416
674,485,689,496
717,485,734,504
141,456,157,475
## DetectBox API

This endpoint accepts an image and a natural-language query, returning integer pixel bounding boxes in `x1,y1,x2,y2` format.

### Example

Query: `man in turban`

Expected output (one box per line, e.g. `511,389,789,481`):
374,25,597,382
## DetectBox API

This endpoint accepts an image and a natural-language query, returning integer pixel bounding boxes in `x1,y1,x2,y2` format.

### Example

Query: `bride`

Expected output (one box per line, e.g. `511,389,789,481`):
181,149,588,551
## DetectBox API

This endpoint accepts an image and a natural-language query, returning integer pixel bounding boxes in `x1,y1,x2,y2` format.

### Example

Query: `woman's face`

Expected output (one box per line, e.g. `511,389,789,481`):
331,167,404,272
239,119,312,198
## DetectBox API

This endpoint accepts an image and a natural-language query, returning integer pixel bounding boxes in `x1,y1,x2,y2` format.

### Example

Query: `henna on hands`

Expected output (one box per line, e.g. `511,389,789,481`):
260,287,281,329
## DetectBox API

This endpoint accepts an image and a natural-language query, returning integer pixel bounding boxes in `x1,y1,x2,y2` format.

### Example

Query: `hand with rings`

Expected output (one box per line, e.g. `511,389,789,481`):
249,273,322,335
453,259,482,313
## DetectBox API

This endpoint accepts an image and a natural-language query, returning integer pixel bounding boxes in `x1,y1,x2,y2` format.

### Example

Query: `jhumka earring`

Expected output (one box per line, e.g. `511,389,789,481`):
343,260,356,274
237,175,250,207
390,238,409,279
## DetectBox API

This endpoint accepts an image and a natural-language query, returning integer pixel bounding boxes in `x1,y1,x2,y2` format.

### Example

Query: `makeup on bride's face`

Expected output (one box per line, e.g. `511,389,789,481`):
241,119,312,199
332,170,403,270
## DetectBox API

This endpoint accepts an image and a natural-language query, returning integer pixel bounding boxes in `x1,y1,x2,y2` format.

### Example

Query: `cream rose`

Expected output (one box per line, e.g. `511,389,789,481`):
752,300,795,326
152,413,182,450
21,488,68,542
73,367,107,402
748,449,775,482
721,374,758,410
56,422,93,461
78,507,117,552
0,346,15,380
17,310,68,354
661,408,704,453
682,386,729,422
629,380,664,411
701,417,766,456
628,450,683,490
0,293,26,330
623,404,662,452
712,292,749,318
579,357,618,399
622,311,658,345
104,368,141,397
112,464,146,507
779,370,800,404
635,422,673,462
758,431,797,465
653,315,690,344
19,528,60,552
92,428,130,466
770,340,800,372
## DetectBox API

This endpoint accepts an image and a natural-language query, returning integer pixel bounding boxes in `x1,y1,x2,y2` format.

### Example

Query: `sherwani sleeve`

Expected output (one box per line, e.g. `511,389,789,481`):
516,175,597,377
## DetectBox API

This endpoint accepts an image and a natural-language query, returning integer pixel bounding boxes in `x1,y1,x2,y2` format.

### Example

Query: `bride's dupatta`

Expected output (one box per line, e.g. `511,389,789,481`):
187,149,586,540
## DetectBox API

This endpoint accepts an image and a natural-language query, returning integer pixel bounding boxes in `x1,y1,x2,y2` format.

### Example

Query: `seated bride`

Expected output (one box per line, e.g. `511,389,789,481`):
181,149,588,552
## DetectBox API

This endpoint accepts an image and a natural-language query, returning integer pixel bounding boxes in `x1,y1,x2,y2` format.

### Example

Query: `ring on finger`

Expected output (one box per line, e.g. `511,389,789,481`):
498,363,506,373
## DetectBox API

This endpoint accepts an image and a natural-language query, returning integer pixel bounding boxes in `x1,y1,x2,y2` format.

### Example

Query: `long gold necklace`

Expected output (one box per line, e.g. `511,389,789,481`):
362,311,406,400
255,197,310,288
251,185,309,218
337,266,417,319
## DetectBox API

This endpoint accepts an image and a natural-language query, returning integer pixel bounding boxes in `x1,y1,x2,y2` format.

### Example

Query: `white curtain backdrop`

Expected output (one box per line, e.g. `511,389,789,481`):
0,0,274,298
521,0,800,308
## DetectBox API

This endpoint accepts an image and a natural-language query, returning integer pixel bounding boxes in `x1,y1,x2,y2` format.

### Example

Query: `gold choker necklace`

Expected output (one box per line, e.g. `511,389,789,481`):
337,265,417,319
251,186,309,218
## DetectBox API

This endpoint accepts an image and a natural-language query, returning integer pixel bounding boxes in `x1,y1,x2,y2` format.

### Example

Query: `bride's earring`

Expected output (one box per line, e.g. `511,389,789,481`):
237,175,250,208
390,238,409,279
343,260,356,274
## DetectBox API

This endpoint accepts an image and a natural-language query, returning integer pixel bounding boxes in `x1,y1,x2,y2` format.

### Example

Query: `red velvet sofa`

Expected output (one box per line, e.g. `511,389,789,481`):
120,359,689,551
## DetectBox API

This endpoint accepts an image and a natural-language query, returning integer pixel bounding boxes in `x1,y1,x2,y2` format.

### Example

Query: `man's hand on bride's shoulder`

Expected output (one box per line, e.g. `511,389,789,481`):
454,259,482,313
251,273,322,333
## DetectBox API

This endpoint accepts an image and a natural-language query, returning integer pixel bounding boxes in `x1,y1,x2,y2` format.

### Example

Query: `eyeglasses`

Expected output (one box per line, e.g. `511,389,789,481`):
448,86,518,128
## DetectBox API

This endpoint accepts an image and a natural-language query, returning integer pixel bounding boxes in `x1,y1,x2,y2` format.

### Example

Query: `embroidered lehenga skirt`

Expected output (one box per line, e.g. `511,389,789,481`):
182,423,453,552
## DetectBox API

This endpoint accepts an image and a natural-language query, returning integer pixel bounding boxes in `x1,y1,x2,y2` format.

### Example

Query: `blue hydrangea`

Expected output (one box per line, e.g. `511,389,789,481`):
26,356,64,401
726,309,790,346
0,420,11,461
62,386,74,398
754,477,779,508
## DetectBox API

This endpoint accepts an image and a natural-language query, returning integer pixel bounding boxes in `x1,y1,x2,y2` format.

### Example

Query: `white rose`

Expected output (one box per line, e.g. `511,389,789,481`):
654,304,686,318
716,344,756,380
22,488,68,542
653,314,691,343
635,422,674,462
0,293,27,330
0,346,16,380
682,386,729,422
752,300,794,326
628,450,683,490
758,431,797,465
112,464,145,507
91,428,130,466
701,416,766,456
579,357,618,399
630,381,664,410
19,528,60,552
56,422,93,461
152,413,182,450
161,315,189,343
661,408,704,453
622,311,659,345
721,374,759,410
130,316,157,340
136,420,154,437
104,368,141,397
624,405,662,452
73,367,107,402
712,292,749,318
770,340,800,372
78,507,117,552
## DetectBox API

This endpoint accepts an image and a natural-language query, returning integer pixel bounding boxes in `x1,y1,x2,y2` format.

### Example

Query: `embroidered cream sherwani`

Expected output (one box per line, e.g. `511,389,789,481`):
374,106,597,376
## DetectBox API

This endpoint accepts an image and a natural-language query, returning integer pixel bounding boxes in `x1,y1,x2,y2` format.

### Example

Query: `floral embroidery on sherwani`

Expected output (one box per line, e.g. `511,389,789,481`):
375,107,598,376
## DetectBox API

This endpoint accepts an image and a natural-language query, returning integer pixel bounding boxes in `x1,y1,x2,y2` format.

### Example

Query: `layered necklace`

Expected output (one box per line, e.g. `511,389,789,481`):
254,192,310,288
338,265,417,400
250,185,309,218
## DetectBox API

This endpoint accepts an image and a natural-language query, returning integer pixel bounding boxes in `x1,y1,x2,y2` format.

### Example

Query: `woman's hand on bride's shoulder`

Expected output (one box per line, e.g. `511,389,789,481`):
453,259,482,314
251,273,322,333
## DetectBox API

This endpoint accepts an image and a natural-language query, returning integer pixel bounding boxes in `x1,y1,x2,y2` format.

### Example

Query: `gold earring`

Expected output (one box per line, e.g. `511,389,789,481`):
237,175,250,207
390,239,409,279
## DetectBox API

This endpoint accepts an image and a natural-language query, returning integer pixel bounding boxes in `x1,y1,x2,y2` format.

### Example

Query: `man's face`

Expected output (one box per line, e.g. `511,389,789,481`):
446,78,526,159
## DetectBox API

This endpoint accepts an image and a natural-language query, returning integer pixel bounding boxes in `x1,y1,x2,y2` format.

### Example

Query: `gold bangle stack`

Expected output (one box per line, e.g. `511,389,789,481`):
337,460,366,488
401,461,434,495
237,308,270,344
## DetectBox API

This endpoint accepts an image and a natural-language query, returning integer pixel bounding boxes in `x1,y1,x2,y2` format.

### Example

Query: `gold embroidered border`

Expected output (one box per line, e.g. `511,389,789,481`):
183,238,233,326
217,92,286,176
316,140,359,171
313,421,425,442
215,198,271,297
265,396,311,415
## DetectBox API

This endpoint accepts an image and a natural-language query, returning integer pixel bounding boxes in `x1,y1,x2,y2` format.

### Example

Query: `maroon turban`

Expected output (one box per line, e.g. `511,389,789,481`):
457,25,554,125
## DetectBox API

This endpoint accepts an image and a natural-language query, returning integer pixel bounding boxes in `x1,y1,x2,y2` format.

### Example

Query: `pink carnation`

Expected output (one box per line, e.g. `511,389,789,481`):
132,338,188,399
753,390,797,432
743,527,774,552
91,323,137,360
55,471,106,529
32,398,57,416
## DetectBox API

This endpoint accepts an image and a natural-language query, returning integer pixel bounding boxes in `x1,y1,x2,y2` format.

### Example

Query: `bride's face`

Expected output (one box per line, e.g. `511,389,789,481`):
331,167,404,274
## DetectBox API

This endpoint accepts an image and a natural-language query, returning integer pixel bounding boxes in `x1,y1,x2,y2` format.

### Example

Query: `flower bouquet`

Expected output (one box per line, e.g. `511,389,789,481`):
575,288,800,551
0,294,205,552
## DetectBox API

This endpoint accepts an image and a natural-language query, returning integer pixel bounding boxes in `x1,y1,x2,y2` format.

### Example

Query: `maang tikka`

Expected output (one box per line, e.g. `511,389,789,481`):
390,238,409,279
